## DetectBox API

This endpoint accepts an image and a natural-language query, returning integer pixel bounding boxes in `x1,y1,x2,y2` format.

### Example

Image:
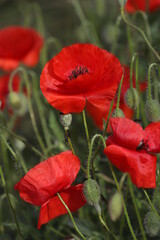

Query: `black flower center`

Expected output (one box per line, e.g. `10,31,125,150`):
136,139,150,152
68,66,88,80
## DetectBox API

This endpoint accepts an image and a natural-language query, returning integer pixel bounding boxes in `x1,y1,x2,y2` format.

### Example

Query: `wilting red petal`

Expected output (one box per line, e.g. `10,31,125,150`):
104,144,157,188
125,0,160,13
110,118,144,149
0,74,20,109
0,26,43,71
144,122,160,153
40,43,123,120
15,151,80,206
37,184,86,229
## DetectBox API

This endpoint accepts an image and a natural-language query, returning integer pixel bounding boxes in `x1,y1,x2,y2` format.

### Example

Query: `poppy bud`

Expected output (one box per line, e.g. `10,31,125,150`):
145,99,160,122
59,113,72,130
108,191,123,221
83,179,101,206
124,87,139,110
7,92,21,110
112,108,125,118
144,211,160,237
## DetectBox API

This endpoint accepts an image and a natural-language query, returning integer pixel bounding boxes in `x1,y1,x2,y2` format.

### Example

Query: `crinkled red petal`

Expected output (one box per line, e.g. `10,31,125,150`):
15,151,80,206
144,122,160,153
0,26,43,71
104,144,157,188
110,118,144,149
37,184,86,229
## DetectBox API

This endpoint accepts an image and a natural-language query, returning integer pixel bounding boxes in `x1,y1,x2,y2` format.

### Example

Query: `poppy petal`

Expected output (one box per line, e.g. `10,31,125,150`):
15,151,80,206
125,0,160,13
104,144,157,188
110,118,144,149
37,184,86,229
144,122,160,153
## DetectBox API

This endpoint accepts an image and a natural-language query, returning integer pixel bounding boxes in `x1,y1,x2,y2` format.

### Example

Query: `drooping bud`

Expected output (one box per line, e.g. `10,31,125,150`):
145,99,160,122
108,191,123,221
112,108,125,118
7,92,21,110
124,87,139,110
83,179,101,206
59,113,72,130
144,211,160,237
8,93,28,116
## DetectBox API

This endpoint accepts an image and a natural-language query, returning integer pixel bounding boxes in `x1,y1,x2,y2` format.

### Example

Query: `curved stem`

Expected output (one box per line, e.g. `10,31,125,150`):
128,177,147,240
109,163,137,240
64,129,75,155
0,166,23,239
99,214,118,240
148,63,159,100
57,193,86,240
87,134,106,179
82,110,91,151
121,8,160,62
9,67,47,157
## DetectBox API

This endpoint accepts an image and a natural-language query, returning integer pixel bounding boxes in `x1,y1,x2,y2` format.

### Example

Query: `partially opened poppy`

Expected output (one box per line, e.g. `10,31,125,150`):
0,74,20,109
15,151,86,229
0,26,43,71
125,0,160,13
40,43,123,129
104,118,160,188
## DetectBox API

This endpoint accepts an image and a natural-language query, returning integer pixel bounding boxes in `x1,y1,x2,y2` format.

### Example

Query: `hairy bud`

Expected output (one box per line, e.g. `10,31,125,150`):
112,108,125,118
145,99,160,122
83,179,101,206
108,191,123,221
124,87,139,110
144,211,160,237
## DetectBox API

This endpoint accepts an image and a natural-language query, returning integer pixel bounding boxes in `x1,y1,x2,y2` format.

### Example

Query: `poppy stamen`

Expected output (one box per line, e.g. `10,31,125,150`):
68,66,88,80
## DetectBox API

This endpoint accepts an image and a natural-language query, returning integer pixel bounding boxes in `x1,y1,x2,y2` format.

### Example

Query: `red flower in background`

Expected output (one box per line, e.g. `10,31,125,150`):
40,43,123,129
125,0,160,13
15,151,86,229
0,26,43,71
104,118,160,188
0,74,20,109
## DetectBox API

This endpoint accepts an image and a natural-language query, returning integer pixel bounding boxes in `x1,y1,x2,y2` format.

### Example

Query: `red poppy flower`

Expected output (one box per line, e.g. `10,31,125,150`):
104,118,160,188
40,43,123,129
0,26,43,71
0,74,20,109
15,151,86,229
125,0,160,13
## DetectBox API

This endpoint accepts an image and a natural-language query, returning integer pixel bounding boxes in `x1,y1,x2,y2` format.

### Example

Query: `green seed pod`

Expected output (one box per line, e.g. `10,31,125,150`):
59,113,72,130
83,179,101,206
145,99,160,122
124,87,139,110
7,92,21,110
112,108,125,118
144,211,160,237
108,191,123,221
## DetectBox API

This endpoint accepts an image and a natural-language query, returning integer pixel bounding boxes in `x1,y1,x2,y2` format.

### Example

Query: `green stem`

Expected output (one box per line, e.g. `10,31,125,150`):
109,163,137,240
64,129,75,155
87,134,106,179
9,67,47,157
148,63,159,100
0,134,28,174
82,110,91,151
57,193,86,240
99,214,118,240
126,26,134,56
0,166,22,239
29,71,52,149
103,100,114,137
0,124,46,159
143,189,160,221
111,15,122,54
121,8,160,62
116,73,124,109
128,177,147,240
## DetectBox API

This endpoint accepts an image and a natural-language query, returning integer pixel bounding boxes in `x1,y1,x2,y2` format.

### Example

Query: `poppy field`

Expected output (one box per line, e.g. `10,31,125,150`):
1,0,160,239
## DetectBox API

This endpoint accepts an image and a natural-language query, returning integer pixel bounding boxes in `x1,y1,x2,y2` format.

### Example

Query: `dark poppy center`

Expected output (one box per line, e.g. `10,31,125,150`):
136,139,150,152
68,66,88,80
